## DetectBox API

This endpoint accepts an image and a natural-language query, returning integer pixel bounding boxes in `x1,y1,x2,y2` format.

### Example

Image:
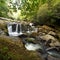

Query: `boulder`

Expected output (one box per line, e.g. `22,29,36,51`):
39,34,60,47
40,34,56,41
48,31,59,39
48,31,56,36
50,40,60,47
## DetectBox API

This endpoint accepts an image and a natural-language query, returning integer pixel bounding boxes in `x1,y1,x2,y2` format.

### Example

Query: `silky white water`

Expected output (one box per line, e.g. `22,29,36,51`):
8,23,23,36
25,43,42,51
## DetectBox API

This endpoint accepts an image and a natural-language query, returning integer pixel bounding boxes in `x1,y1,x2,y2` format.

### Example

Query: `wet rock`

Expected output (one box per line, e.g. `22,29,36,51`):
23,37,37,44
48,55,60,60
47,48,60,58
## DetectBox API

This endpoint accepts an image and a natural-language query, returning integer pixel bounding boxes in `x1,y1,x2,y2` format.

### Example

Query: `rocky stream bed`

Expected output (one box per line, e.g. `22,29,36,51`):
0,20,60,60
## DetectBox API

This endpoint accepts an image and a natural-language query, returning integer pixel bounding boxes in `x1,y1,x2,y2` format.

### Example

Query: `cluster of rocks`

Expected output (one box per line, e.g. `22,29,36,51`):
22,25,60,48
21,25,60,60
35,25,60,47
29,25,60,60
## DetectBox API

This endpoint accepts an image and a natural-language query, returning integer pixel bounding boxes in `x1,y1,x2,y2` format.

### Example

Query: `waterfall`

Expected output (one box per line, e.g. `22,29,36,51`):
7,23,17,36
7,22,37,36
7,23,24,36
19,23,23,35
7,24,12,36
16,24,18,33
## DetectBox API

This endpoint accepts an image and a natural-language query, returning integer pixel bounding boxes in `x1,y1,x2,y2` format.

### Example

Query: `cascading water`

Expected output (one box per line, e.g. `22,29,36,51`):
7,23,23,36
19,23,23,35
25,43,42,51
7,22,60,60
7,24,12,36
22,37,43,51
7,22,38,36
23,37,60,60
8,24,19,36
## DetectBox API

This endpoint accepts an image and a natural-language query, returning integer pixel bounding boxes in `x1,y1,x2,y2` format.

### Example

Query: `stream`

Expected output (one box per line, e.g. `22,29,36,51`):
25,38,60,60
7,22,60,60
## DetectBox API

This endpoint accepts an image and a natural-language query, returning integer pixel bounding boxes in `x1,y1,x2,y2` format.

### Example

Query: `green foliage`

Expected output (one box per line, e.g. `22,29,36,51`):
0,47,19,60
0,0,9,17
0,47,10,60
21,0,40,21
32,0,60,26
51,3,60,26
0,0,60,26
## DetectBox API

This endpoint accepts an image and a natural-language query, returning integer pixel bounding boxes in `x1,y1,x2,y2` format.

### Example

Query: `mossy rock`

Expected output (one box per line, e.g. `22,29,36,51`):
30,32,39,38
25,37,36,43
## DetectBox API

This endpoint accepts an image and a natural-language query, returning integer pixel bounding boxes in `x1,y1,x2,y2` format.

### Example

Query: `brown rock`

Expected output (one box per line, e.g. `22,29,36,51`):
40,34,56,41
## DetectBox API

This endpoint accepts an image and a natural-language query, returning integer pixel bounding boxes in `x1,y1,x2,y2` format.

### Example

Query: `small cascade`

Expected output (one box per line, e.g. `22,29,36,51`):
25,43,42,51
7,24,12,36
7,22,38,36
19,23,23,35
7,23,23,36
16,24,18,33
10,24,19,36
27,28,30,33
23,37,42,51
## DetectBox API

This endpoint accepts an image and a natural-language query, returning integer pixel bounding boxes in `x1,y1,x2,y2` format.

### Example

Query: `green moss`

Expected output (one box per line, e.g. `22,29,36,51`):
0,23,8,35
0,36,41,60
